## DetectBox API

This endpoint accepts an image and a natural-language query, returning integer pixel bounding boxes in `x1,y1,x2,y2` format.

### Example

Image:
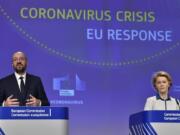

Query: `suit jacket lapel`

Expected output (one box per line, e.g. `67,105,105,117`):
25,74,31,97
11,74,21,93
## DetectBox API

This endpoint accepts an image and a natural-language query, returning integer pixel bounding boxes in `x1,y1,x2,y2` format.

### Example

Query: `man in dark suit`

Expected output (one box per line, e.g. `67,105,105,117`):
0,51,50,106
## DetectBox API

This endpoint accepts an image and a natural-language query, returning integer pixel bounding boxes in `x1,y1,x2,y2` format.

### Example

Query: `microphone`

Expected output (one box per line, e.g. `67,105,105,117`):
175,98,180,110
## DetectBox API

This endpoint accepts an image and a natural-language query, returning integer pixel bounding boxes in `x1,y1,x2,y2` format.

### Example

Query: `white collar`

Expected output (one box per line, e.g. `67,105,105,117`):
14,72,26,80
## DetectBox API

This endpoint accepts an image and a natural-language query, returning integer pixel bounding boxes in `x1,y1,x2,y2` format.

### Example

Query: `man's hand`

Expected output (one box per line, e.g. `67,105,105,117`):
4,95,19,106
26,95,41,106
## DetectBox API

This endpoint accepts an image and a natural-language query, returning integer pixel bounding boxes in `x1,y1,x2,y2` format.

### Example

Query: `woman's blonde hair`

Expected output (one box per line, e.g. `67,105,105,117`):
152,71,172,90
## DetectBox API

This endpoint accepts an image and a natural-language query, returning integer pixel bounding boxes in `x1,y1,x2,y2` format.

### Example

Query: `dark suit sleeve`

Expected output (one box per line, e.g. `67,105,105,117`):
0,80,5,106
36,78,50,106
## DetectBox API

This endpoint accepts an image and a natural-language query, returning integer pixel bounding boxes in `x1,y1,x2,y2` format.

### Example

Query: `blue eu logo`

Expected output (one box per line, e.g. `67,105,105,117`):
53,74,86,96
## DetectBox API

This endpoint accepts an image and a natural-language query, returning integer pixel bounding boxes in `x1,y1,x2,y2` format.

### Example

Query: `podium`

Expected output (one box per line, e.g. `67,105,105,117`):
0,107,68,135
129,111,180,135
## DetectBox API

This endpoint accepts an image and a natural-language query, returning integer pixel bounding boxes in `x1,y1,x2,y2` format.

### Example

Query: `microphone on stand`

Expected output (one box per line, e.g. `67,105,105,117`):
175,98,180,110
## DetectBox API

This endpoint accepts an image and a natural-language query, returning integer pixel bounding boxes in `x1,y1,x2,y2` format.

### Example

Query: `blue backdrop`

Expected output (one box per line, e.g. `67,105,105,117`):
0,0,180,134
